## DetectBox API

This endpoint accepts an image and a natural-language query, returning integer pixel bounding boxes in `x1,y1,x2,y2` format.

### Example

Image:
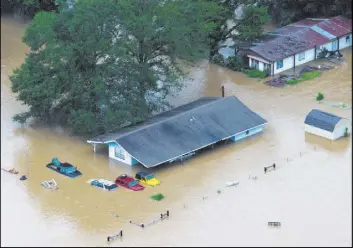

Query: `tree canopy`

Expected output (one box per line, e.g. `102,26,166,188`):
10,0,222,135
258,0,352,26
207,0,270,58
1,0,57,16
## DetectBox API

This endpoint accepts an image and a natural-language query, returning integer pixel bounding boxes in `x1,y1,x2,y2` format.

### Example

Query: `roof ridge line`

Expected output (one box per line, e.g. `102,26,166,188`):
114,96,232,141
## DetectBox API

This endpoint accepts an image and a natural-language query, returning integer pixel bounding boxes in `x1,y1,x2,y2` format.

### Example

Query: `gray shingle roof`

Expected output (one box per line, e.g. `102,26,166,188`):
249,16,352,62
88,96,267,168
304,109,342,132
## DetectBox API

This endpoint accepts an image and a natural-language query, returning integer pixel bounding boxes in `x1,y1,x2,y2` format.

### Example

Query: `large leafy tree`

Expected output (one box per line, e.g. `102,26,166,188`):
258,0,352,26
10,0,221,135
1,0,57,16
207,0,270,58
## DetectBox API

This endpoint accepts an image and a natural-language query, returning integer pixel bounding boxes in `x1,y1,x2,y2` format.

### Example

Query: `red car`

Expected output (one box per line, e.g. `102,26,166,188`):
115,174,144,191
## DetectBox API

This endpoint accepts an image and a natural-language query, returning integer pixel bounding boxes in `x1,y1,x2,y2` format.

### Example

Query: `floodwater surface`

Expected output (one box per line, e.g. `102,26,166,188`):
1,15,352,247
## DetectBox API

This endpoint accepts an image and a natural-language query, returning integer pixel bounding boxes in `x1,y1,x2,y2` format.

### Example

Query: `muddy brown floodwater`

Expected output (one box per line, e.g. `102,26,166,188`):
1,15,352,247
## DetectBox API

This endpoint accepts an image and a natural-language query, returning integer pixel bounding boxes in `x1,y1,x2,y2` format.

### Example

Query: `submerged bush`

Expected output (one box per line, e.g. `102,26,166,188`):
211,54,246,72
211,53,226,66
285,70,322,86
286,78,302,84
301,71,321,80
151,193,165,201
225,55,245,72
316,92,324,101
246,69,268,78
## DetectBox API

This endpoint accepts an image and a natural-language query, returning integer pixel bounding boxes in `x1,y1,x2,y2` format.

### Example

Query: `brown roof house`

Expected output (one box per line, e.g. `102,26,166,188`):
247,16,352,76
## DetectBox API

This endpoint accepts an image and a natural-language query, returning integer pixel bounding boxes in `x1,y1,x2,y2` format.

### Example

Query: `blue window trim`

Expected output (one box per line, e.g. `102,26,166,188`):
276,60,283,69
298,52,305,61
115,146,125,160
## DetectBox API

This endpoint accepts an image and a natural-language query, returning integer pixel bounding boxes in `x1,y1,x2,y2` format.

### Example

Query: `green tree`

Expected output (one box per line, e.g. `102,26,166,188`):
258,0,352,26
1,0,57,17
10,0,221,135
207,0,270,58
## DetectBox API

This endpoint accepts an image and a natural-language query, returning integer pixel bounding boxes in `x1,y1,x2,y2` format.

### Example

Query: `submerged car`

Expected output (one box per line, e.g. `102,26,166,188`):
135,172,161,186
87,179,118,191
46,157,82,178
115,174,144,191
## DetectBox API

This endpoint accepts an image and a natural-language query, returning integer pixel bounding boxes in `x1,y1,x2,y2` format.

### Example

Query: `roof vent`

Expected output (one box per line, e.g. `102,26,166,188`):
189,116,196,122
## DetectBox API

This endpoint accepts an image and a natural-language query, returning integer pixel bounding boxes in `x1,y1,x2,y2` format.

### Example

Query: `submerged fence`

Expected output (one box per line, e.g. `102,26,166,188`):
103,145,343,240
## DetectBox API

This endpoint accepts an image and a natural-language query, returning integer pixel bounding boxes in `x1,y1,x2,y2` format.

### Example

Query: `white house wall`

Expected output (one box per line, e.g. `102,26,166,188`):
333,119,351,140
108,142,133,165
304,124,334,140
249,58,265,71
295,48,315,66
318,41,335,53
273,56,294,74
231,125,265,142
339,33,352,50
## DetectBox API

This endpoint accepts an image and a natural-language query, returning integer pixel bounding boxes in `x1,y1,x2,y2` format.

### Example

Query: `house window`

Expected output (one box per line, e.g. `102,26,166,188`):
115,146,125,160
251,59,259,70
245,130,249,135
346,35,350,44
276,60,283,69
298,52,305,61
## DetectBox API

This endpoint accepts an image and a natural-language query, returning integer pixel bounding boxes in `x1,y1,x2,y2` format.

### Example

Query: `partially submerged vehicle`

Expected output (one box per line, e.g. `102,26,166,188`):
41,179,58,190
115,174,144,191
87,179,118,191
46,157,82,178
135,172,161,186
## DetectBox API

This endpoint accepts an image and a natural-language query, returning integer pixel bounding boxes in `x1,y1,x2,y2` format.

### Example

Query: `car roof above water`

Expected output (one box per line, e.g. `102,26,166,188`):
136,171,149,177
118,174,135,182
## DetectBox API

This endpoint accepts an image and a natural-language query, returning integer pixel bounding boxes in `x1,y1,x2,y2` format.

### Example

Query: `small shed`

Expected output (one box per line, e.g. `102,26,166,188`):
304,109,351,140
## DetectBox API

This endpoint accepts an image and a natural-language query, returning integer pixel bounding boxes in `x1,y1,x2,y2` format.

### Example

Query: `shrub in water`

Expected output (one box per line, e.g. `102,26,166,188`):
316,92,324,101
211,54,225,66
285,78,302,84
301,71,321,80
246,69,268,78
225,55,245,72
151,193,164,201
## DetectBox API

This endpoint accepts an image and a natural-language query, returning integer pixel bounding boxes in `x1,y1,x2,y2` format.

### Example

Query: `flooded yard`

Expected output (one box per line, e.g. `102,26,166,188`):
1,15,352,247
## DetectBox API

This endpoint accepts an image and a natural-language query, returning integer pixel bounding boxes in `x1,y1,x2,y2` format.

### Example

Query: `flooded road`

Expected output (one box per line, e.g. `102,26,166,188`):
1,15,352,247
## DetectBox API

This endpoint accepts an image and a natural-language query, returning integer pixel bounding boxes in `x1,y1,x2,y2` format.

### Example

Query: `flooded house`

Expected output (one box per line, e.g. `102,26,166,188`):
87,96,267,168
304,109,351,140
247,16,352,76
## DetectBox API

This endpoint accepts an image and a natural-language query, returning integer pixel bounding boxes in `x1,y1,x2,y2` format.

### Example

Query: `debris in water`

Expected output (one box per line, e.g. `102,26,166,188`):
300,65,333,75
1,168,19,174
322,101,351,110
41,179,58,190
225,181,239,187
264,76,288,88
268,222,281,227
151,193,165,201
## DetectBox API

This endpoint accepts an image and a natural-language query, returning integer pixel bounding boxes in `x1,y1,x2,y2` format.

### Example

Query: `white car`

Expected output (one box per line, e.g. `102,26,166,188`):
87,179,118,191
